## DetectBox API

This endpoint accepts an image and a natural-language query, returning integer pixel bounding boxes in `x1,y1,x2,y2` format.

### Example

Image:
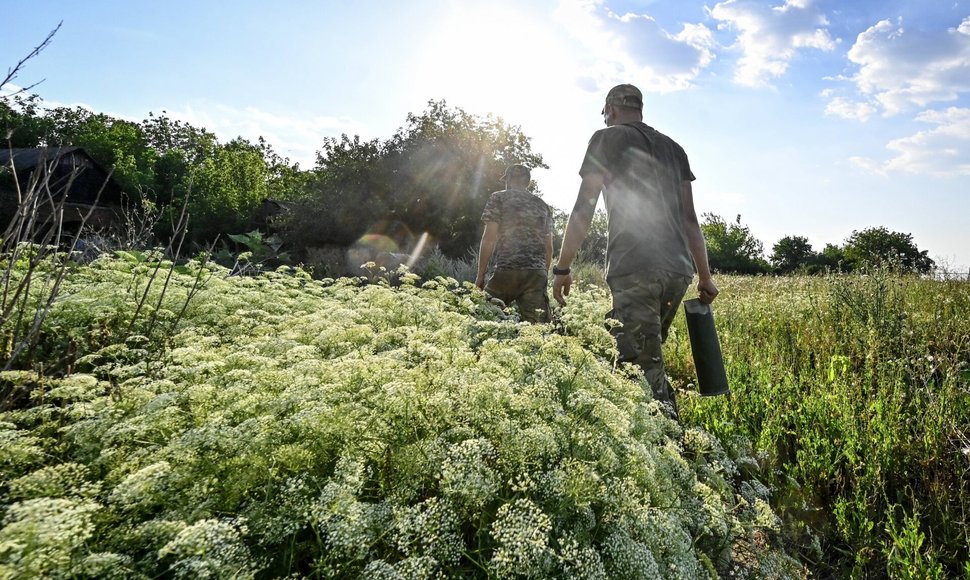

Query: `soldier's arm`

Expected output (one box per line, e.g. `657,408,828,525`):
476,221,499,289
680,180,718,304
552,173,604,305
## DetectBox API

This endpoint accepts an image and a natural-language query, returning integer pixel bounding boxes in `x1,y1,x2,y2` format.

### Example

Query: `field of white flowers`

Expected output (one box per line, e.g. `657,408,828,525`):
0,255,805,578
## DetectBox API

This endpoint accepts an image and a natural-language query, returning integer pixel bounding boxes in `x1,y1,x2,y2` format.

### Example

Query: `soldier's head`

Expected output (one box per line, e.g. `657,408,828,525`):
501,164,531,189
602,84,643,126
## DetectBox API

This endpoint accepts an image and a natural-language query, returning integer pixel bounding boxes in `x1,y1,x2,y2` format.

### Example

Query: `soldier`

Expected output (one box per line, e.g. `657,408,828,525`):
475,164,554,323
552,84,718,419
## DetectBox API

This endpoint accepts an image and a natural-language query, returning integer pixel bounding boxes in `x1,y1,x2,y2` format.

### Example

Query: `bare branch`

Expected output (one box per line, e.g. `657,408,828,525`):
1,21,63,98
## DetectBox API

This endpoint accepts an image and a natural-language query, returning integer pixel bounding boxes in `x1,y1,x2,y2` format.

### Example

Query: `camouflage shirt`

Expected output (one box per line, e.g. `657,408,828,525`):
481,188,553,271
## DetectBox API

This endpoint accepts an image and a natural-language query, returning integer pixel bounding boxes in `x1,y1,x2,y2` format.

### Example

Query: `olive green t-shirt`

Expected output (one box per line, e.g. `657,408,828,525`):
579,121,696,279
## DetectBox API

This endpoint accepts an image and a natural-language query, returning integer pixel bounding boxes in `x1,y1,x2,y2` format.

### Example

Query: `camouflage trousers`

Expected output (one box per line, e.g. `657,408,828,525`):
607,270,692,416
484,269,551,323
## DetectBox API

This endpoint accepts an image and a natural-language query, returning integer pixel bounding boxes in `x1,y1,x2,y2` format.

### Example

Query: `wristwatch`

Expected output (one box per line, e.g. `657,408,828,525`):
552,266,571,276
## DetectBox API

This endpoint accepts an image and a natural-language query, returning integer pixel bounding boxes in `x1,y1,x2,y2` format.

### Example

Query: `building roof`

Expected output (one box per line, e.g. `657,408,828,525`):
0,147,86,170
0,147,125,207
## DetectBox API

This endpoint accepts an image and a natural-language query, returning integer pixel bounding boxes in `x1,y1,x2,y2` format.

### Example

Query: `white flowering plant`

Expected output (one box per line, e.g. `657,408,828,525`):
0,257,804,578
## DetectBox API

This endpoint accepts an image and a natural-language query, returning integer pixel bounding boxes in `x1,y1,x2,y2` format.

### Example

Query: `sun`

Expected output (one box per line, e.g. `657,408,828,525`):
413,4,573,119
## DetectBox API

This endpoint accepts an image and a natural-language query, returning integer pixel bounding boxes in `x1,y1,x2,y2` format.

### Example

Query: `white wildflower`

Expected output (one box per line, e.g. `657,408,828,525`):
557,534,607,579
439,439,499,512
752,498,782,532
393,497,462,564
0,497,100,577
7,462,98,501
73,552,134,579
158,518,257,579
490,498,553,578
109,461,172,510
601,529,661,579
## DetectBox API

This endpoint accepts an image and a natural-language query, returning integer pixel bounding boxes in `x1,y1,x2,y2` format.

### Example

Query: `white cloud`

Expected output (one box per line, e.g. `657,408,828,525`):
848,155,887,176
708,0,836,87
846,17,970,115
165,103,370,168
853,107,970,177
554,0,716,93
0,83,24,98
824,96,876,121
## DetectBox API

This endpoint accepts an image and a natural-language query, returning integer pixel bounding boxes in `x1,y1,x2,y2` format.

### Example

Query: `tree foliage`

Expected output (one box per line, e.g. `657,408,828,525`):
285,100,547,259
701,213,770,274
770,235,816,274
552,208,608,265
1,95,302,244
843,227,935,274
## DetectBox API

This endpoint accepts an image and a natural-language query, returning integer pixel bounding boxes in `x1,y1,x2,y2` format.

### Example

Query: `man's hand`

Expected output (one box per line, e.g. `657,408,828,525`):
552,273,572,306
698,277,719,304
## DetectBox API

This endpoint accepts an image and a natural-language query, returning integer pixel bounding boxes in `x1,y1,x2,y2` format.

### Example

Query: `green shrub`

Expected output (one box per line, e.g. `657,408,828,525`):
0,257,802,578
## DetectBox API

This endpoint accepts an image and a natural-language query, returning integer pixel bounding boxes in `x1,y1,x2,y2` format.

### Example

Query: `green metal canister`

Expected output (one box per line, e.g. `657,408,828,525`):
683,299,730,396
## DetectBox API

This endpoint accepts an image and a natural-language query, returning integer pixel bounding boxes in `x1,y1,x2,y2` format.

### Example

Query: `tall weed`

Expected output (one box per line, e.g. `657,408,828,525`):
672,269,970,577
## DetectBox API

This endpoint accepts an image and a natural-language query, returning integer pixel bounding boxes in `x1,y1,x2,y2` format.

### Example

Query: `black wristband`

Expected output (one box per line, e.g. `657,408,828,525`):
552,266,570,276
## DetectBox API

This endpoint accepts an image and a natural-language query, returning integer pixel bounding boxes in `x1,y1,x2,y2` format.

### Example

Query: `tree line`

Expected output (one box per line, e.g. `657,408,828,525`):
2,93,934,275
700,213,935,275
1,94,545,264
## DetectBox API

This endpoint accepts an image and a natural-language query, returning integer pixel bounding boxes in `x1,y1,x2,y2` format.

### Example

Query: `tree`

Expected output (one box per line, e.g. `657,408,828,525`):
41,105,156,196
2,96,301,245
770,235,816,274
285,100,547,259
185,138,273,241
815,243,847,272
285,134,388,250
553,208,608,265
0,94,53,147
701,213,770,274
843,227,935,274
382,100,546,257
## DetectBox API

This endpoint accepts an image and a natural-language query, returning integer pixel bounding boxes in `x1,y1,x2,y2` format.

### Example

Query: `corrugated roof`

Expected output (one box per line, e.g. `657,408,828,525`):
0,147,83,170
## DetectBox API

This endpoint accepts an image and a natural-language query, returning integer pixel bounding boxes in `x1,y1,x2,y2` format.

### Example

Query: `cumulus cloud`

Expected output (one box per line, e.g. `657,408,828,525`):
554,0,716,93
824,96,876,121
845,17,970,115
852,107,970,177
708,0,836,87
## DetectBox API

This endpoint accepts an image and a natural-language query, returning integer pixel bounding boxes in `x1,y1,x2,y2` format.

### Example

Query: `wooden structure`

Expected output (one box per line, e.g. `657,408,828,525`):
0,147,126,234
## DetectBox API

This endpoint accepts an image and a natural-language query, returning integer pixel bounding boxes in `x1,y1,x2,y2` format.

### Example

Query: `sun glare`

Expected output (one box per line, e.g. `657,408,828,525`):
414,5,572,119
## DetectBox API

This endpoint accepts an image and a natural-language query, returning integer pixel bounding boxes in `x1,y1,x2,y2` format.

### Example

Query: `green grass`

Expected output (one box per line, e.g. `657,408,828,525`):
666,270,970,578
1,253,967,578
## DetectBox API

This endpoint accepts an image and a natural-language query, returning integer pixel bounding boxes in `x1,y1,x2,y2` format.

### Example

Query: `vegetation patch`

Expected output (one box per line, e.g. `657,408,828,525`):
0,256,804,578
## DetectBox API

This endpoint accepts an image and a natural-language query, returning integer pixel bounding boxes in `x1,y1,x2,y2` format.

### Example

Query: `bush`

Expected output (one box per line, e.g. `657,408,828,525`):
0,257,802,578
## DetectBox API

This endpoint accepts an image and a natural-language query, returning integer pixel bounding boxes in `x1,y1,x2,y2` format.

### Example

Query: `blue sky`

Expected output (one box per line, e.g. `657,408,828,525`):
4,0,970,270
